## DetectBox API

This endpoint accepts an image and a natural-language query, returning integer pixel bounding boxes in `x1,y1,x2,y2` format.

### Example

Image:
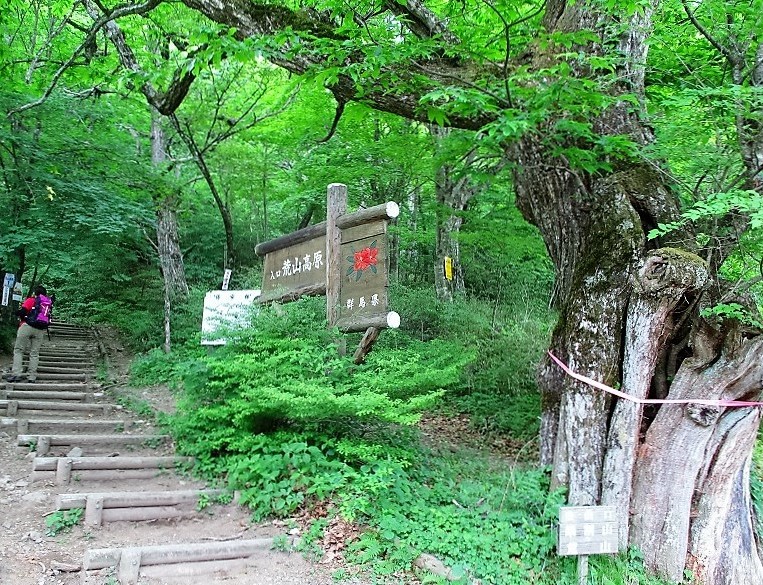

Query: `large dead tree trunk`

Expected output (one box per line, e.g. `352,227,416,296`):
631,331,763,583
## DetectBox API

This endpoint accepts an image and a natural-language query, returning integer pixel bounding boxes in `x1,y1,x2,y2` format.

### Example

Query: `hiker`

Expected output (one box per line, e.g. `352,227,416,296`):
3,285,52,383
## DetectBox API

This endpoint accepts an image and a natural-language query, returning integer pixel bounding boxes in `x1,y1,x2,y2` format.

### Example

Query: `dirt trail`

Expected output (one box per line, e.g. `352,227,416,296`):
0,323,364,585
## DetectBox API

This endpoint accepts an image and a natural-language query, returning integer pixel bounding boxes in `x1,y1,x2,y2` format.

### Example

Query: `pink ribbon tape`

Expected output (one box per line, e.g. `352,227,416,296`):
548,352,763,408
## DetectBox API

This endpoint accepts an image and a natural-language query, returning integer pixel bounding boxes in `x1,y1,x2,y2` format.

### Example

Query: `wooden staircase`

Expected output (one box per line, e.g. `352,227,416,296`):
1,321,279,584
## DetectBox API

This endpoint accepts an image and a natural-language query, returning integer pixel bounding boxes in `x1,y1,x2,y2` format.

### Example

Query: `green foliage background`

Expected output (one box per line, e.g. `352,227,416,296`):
1,1,760,583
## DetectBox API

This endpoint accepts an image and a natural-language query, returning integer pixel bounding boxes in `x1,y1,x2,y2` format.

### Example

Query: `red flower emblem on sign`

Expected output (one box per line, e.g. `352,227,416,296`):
354,247,378,271
347,242,378,281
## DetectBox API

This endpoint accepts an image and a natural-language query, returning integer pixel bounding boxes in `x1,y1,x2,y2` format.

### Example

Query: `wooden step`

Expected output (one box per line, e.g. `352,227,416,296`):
82,538,273,572
35,372,89,381
5,382,93,391
58,488,225,510
1,389,90,401
57,489,226,526
32,455,193,484
37,366,93,374
0,399,119,416
1,417,137,435
34,455,190,471
36,360,92,368
19,433,170,449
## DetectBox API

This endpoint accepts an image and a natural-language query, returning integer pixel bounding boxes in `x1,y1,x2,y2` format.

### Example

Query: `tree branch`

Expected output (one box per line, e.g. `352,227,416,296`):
317,98,346,143
83,0,196,115
680,0,737,67
7,0,163,117
381,0,460,43
178,0,501,130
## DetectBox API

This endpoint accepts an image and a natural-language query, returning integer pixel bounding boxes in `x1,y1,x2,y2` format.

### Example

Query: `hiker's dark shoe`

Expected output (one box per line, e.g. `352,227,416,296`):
2,373,16,381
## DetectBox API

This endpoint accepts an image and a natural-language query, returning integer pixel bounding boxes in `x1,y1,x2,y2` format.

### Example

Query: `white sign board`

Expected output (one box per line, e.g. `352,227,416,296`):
558,505,618,556
222,269,232,291
2,273,14,307
201,289,261,346
12,281,23,302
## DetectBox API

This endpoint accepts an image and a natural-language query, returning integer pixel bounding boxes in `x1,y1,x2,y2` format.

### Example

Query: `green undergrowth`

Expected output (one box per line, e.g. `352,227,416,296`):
45,508,83,536
127,292,680,584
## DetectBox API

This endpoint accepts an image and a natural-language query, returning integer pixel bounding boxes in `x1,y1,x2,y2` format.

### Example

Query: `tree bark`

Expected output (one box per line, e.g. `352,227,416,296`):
402,185,422,285
430,127,470,301
631,333,763,583
688,410,762,585
155,192,190,300
151,112,190,301
151,111,189,353
602,249,709,548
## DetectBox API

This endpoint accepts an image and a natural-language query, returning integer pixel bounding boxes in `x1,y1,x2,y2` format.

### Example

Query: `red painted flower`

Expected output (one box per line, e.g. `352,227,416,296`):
353,246,378,271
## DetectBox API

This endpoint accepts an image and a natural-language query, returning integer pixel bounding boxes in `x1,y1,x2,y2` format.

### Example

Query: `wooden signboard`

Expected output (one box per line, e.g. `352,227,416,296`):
261,234,327,302
254,185,400,360
255,189,399,327
337,220,391,331
201,289,261,346
558,505,619,585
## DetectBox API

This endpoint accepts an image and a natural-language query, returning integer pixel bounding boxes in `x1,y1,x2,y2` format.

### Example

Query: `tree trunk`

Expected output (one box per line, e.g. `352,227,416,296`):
512,132,663,500
169,114,236,270
433,208,464,302
601,249,710,548
156,195,189,301
631,332,763,583
402,185,422,285
431,127,468,301
517,136,763,581
151,111,189,353
84,1,192,352
151,112,189,301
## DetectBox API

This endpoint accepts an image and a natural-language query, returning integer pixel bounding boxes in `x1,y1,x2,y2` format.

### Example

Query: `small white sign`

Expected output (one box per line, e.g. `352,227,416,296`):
221,269,232,291
2,273,13,307
12,281,23,302
558,505,619,556
201,289,261,346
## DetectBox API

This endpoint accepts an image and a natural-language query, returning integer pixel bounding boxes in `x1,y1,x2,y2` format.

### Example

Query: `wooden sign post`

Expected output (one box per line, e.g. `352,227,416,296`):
254,184,400,361
558,505,619,585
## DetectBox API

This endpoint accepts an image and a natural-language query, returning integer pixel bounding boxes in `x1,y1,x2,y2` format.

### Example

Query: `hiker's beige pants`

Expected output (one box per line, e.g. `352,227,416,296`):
12,323,45,381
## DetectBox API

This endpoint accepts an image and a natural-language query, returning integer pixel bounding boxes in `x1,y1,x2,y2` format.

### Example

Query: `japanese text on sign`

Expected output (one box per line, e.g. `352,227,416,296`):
558,505,619,556
201,289,261,346
345,293,381,311
270,251,324,281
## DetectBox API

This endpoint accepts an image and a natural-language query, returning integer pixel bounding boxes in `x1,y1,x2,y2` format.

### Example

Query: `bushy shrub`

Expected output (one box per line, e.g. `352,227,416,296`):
389,286,551,437
165,297,471,518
